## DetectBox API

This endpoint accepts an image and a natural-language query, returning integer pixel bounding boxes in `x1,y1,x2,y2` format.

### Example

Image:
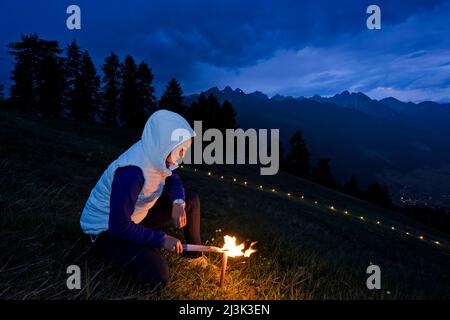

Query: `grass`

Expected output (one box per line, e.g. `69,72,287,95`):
1,109,450,300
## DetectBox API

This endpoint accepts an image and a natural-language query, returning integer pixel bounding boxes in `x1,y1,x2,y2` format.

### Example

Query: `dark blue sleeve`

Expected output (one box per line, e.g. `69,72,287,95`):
108,166,166,247
166,172,185,202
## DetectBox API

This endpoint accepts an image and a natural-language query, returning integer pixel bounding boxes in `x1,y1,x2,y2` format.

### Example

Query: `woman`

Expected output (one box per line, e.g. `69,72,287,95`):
80,110,207,287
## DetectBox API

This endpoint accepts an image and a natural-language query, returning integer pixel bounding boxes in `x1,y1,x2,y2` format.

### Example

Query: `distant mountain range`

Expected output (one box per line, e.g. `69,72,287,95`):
185,87,450,207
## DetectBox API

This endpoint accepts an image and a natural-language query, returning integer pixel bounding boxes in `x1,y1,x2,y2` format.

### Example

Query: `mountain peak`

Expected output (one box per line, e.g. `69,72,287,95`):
249,90,268,100
223,86,233,94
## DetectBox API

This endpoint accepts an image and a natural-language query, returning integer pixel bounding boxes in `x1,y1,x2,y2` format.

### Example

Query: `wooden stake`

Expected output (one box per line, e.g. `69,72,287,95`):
220,252,228,287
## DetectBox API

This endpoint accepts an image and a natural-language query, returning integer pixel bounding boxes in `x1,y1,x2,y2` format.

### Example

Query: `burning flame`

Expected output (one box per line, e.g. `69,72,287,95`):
221,235,257,257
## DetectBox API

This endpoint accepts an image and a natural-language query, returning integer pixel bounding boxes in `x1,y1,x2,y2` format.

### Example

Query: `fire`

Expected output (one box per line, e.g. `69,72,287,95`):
221,235,257,258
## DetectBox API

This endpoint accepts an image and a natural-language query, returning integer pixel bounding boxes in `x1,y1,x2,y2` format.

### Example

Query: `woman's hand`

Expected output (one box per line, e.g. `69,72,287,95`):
171,201,186,229
162,235,183,254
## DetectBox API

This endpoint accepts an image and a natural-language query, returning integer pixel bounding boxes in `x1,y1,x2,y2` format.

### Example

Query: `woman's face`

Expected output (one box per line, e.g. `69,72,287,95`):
166,138,192,165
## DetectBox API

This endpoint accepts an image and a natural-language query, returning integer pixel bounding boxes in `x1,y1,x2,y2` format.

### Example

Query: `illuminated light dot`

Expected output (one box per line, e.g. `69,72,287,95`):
259,185,263,189
330,206,335,211
180,165,184,169
434,241,440,245
387,291,391,295
406,232,410,235
301,195,304,199
207,172,212,176
314,201,318,204
376,221,380,224
194,168,198,172
271,188,276,192
220,176,224,179
359,216,365,221
391,226,395,230
419,236,424,240
344,210,348,214
244,181,247,185
287,193,291,197
233,178,237,182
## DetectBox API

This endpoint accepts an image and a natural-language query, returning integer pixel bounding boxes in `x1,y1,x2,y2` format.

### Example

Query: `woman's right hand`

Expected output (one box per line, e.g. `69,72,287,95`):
162,235,183,254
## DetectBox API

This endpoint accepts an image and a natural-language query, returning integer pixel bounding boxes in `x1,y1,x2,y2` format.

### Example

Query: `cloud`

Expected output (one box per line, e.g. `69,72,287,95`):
183,1,450,102
0,0,449,101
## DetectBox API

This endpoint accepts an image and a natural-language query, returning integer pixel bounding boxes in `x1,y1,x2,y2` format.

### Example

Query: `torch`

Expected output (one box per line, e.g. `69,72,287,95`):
182,236,256,287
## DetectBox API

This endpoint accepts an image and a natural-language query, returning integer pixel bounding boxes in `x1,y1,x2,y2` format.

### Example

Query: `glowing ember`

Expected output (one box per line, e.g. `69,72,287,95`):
221,235,257,258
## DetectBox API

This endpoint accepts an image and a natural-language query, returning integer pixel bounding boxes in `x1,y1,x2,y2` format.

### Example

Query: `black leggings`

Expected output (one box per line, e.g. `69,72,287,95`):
93,191,202,287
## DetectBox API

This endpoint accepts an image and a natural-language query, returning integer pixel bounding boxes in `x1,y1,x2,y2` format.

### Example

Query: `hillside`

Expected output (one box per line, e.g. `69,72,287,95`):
1,109,449,299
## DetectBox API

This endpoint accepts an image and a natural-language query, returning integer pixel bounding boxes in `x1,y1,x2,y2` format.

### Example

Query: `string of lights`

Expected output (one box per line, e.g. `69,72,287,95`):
179,165,449,251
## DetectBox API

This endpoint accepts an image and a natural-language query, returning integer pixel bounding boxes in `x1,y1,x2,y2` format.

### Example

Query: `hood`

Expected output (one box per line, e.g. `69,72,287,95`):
141,110,196,174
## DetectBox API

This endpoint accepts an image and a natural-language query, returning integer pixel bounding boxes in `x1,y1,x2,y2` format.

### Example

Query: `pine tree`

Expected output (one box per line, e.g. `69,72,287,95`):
159,78,186,116
101,52,121,125
343,175,361,197
218,100,238,130
311,158,336,189
8,34,64,116
0,83,4,105
187,92,207,125
119,55,140,128
64,40,82,118
136,61,156,120
72,50,100,121
8,34,39,113
36,51,65,118
286,131,310,178
365,182,394,209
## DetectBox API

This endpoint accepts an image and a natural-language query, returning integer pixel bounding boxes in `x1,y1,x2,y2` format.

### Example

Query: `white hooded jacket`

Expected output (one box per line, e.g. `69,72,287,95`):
80,110,196,235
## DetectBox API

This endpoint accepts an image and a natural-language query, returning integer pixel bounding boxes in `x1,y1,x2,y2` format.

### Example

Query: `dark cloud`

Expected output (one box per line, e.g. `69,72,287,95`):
0,0,448,100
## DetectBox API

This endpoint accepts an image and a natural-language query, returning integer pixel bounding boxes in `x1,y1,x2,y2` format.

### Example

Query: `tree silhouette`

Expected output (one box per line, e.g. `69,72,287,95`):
286,130,310,178
311,158,336,189
218,100,238,130
159,78,186,116
136,61,156,120
8,34,39,113
365,182,393,209
9,34,64,116
36,50,65,118
119,55,141,128
72,50,100,121
0,83,4,106
101,52,121,125
64,40,82,118
343,175,361,197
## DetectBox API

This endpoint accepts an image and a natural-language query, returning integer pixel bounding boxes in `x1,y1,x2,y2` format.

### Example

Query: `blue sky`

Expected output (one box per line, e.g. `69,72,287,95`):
1,0,449,102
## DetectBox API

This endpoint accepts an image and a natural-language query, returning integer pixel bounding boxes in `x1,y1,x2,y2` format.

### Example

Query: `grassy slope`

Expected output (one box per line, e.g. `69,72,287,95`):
0,109,449,300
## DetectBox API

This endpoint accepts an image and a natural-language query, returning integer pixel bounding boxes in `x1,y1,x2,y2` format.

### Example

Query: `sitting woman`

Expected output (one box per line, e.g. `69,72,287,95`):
80,110,207,287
